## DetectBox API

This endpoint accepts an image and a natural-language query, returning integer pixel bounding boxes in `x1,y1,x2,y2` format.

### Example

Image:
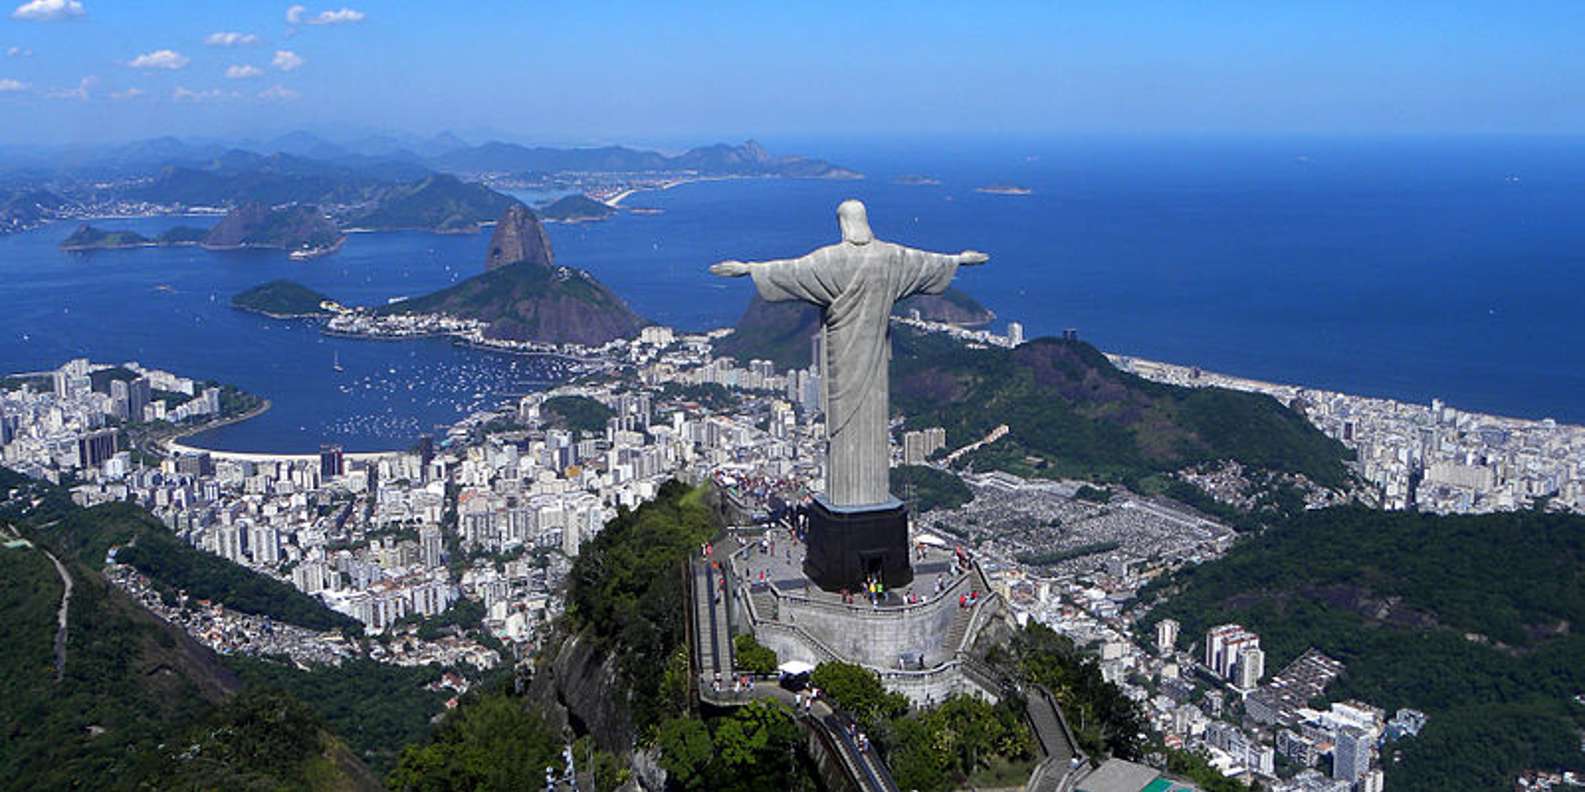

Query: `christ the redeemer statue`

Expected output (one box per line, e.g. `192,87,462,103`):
712,201,987,592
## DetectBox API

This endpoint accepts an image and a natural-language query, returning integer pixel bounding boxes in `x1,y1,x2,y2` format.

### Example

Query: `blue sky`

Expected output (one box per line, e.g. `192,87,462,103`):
3,1,1584,146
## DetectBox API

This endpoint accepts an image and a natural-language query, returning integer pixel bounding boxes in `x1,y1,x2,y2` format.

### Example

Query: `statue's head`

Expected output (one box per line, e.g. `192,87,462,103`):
837,199,873,246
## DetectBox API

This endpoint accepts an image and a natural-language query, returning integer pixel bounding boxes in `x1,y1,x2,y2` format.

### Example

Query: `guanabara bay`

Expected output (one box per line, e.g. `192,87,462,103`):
4,4,1584,792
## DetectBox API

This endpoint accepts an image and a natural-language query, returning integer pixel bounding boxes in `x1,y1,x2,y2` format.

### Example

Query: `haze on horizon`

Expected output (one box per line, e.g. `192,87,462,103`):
2,1,1585,148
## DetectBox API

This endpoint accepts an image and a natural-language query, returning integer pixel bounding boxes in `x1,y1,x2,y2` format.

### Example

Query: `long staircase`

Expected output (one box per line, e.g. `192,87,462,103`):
941,600,975,653
1025,684,1084,792
690,554,734,683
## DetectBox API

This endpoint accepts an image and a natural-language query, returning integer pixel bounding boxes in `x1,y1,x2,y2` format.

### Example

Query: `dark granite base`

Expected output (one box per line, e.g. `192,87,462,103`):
803,496,913,592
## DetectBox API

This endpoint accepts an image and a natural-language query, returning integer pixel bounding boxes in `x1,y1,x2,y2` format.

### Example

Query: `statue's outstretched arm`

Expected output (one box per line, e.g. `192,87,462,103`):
893,246,991,301
709,256,810,277
710,251,833,305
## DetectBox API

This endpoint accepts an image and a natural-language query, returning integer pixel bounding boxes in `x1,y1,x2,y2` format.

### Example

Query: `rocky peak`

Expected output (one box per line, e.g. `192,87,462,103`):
484,203,554,272
740,139,772,163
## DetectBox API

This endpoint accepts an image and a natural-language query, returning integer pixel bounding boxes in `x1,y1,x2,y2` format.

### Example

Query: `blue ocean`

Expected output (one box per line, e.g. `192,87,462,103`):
3,137,1583,452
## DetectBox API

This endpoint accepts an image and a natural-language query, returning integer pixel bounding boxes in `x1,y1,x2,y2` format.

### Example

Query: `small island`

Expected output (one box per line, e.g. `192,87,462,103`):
975,184,1033,196
231,279,337,318
538,194,618,223
894,175,942,186
59,223,210,251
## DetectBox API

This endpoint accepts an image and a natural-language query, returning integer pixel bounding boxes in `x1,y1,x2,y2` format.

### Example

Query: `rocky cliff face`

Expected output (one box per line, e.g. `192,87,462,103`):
485,203,555,271
525,631,636,755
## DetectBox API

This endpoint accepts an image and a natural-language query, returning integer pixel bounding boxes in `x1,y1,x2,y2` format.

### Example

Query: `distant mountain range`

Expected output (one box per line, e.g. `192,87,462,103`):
0,133,857,238
428,138,859,179
0,131,858,182
124,150,430,207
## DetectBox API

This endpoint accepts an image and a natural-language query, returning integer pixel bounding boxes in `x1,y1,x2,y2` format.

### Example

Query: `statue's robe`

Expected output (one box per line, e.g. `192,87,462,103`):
749,240,960,507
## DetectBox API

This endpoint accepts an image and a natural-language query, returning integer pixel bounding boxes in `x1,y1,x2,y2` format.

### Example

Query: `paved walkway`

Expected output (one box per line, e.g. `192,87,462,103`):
732,525,974,611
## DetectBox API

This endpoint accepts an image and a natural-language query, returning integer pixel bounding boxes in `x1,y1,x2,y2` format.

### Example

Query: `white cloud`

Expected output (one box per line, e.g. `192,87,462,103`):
286,5,363,26
307,7,362,24
11,0,84,22
7,46,34,57
271,49,304,71
128,49,189,70
172,86,226,103
205,31,258,47
110,87,143,100
0,78,27,92
46,74,94,100
225,64,263,79
258,84,298,101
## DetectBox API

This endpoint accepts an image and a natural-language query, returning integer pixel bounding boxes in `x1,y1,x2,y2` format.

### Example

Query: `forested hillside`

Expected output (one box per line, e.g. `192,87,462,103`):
1143,507,1585,790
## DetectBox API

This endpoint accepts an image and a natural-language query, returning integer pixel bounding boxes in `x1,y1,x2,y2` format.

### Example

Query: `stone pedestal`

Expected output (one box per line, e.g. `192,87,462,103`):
803,495,913,591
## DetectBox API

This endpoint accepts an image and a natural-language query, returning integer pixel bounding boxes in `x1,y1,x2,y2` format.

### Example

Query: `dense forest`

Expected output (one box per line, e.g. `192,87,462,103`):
228,657,450,775
890,464,975,513
1144,506,1585,790
889,328,1352,489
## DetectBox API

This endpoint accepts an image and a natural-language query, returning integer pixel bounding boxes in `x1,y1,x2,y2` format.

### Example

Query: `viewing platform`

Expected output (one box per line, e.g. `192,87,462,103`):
725,523,1006,706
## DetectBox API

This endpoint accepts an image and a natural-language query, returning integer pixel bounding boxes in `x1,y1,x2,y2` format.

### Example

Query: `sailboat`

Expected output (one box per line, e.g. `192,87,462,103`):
333,351,345,372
